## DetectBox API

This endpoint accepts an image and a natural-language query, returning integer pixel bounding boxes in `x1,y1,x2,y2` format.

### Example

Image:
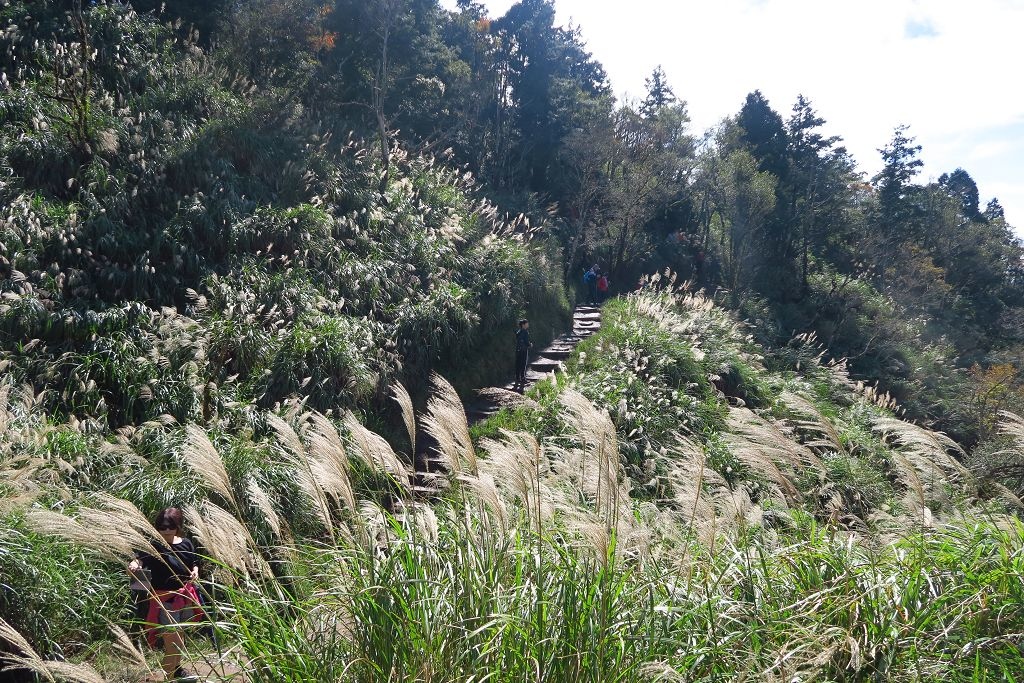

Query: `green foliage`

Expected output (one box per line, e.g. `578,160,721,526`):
1,1,1024,679
566,298,719,470
0,515,127,659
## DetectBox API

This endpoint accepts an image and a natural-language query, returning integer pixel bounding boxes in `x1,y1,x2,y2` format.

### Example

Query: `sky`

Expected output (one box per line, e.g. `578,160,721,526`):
441,0,1024,234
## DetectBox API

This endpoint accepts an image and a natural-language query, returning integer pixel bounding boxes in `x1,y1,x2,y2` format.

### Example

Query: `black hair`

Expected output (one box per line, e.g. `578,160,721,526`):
154,507,184,531
518,318,529,326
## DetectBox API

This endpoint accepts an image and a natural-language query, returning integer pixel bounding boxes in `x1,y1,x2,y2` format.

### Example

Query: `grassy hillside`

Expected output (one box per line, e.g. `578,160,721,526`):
3,282,1024,682
2,2,1024,682
0,2,569,428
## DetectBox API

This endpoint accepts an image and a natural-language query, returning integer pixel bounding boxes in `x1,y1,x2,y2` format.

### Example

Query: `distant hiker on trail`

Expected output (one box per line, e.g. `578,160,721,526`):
583,265,599,306
596,272,609,302
128,507,204,682
514,318,532,389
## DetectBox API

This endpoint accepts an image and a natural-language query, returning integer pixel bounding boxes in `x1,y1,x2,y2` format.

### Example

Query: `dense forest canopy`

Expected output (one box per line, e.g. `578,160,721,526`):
2,1,1024,681
3,0,1021,442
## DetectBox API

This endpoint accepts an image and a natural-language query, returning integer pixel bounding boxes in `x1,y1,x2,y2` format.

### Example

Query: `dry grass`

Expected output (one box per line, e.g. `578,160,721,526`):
246,479,284,538
422,372,477,476
779,390,845,454
723,407,825,506
182,424,239,510
873,416,969,519
24,496,165,565
390,381,417,457
654,433,720,545
997,410,1024,446
479,430,556,533
267,412,351,535
0,616,105,683
343,411,411,491
186,500,271,580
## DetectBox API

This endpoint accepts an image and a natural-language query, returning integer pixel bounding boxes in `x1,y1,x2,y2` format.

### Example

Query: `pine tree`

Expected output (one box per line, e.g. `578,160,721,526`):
938,168,982,221
640,66,676,118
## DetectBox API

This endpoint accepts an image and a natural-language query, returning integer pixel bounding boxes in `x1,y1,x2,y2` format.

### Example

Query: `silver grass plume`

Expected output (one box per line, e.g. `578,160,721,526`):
343,411,411,491
0,616,104,683
390,380,416,456
657,434,718,545
873,416,967,476
479,431,556,533
723,407,824,505
106,622,151,672
267,412,340,534
421,372,477,475
998,410,1024,443
557,388,623,518
714,485,764,533
457,471,508,534
182,424,238,510
395,500,441,544
25,499,162,564
779,390,845,454
304,412,357,511
185,501,271,580
88,493,167,547
246,479,284,538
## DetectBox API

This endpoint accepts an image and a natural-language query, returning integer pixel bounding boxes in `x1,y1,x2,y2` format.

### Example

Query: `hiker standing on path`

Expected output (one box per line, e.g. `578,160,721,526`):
596,272,609,302
514,318,532,389
128,507,204,682
583,265,599,306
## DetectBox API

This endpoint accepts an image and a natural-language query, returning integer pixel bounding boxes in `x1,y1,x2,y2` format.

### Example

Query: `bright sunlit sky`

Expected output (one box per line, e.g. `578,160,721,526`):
442,0,1024,234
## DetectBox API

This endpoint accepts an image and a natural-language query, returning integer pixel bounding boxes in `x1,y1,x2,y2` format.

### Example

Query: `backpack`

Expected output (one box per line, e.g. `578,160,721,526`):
583,270,596,284
597,275,608,292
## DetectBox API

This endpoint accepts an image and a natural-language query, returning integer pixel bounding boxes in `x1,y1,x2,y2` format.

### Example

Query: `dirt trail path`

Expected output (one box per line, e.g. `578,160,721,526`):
464,305,602,424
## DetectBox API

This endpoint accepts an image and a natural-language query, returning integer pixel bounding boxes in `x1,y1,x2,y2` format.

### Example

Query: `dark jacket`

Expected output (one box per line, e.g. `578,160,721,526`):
515,328,531,352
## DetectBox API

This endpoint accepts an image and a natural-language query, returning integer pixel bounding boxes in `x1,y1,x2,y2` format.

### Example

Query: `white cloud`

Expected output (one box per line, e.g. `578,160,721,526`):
442,0,1024,234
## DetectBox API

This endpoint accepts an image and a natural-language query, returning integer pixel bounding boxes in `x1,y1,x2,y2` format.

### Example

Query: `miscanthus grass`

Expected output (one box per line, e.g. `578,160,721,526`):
3,372,1024,682
193,506,1024,683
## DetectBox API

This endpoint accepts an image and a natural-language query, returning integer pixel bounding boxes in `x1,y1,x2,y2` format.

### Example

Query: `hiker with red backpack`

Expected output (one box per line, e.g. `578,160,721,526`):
596,272,609,302
128,507,205,682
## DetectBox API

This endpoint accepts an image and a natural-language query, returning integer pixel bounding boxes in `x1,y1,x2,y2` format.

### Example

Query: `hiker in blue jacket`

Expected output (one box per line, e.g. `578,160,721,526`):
583,265,599,306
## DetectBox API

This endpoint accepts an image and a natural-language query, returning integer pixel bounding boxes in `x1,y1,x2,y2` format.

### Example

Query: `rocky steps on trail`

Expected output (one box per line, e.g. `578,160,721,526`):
464,305,602,424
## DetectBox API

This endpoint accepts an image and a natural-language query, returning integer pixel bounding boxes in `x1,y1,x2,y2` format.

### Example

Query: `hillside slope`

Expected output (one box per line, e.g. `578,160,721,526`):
3,282,1023,682
1,3,1024,682
0,2,568,429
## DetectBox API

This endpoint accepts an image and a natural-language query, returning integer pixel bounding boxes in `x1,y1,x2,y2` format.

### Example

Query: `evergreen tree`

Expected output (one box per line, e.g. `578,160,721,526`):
736,91,792,294
938,168,982,221
872,125,924,285
737,90,788,178
640,66,676,118
984,198,1006,221
492,0,609,191
786,95,845,292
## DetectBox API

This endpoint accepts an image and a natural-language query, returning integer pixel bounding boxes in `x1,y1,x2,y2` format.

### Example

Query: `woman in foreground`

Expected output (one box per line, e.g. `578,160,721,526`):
128,507,202,682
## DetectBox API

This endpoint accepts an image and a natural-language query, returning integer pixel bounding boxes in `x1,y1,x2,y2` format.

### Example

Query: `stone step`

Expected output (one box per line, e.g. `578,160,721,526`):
557,336,585,345
530,357,563,372
575,306,601,314
573,312,602,322
538,347,572,360
575,319,600,328
526,368,553,381
466,408,498,423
